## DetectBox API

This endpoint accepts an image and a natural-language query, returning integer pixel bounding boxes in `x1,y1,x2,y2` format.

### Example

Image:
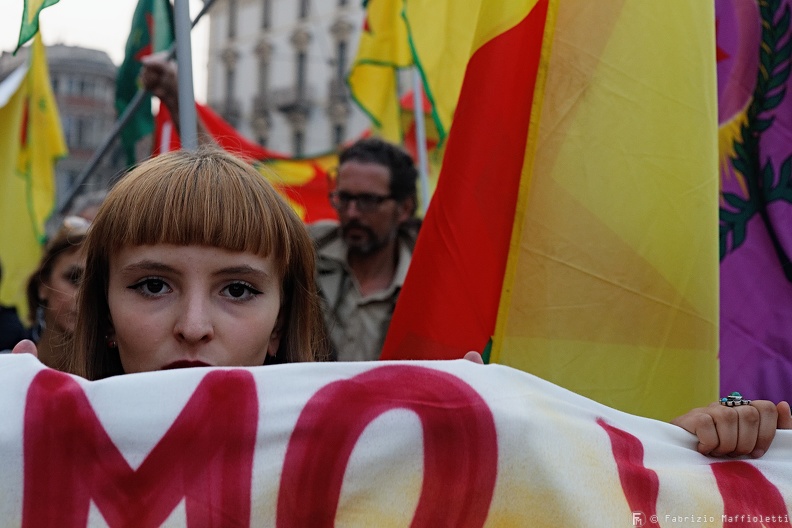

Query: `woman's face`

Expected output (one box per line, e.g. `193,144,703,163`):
107,244,283,373
39,247,85,334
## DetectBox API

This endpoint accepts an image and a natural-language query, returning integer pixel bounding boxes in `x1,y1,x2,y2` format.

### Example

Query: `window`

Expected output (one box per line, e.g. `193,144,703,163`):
261,0,271,29
228,0,237,38
336,40,347,81
76,118,86,148
225,68,236,118
333,124,344,147
61,116,73,145
293,130,304,156
82,80,95,98
296,51,307,100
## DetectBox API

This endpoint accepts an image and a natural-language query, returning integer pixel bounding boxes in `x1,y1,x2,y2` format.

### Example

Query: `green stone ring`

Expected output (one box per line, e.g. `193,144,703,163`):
720,391,752,407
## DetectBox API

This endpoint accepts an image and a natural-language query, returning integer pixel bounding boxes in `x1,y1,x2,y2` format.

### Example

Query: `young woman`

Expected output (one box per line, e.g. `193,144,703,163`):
12,148,789,458
15,148,328,379
23,216,89,368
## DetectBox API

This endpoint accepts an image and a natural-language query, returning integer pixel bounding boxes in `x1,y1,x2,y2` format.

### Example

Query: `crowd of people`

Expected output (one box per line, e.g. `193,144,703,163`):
1,56,789,473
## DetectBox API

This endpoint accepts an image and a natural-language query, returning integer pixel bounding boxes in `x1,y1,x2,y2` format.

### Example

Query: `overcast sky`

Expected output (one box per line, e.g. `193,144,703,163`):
0,0,209,101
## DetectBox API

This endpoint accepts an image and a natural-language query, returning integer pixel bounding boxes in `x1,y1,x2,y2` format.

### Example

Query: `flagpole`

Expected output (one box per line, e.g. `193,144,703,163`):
58,0,218,215
173,0,197,151
412,67,430,216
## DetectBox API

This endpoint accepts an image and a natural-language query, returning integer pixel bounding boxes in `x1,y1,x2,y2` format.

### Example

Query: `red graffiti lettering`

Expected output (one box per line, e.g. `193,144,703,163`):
598,419,660,528
23,369,258,528
712,461,791,527
278,365,498,527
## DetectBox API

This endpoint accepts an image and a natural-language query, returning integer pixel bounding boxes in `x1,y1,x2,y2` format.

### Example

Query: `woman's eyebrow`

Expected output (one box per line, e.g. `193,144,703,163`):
213,265,271,280
119,260,178,274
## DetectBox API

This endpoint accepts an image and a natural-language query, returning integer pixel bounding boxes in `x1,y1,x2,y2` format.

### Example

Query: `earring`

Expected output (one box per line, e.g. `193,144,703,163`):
105,336,117,349
32,305,46,342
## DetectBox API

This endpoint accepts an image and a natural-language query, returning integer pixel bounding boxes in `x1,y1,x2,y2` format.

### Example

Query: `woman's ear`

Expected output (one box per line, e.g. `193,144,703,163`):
266,312,285,358
396,196,416,224
37,282,49,305
105,325,117,349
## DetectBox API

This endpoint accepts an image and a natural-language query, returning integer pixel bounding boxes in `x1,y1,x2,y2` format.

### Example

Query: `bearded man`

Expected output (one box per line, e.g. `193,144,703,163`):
309,138,418,361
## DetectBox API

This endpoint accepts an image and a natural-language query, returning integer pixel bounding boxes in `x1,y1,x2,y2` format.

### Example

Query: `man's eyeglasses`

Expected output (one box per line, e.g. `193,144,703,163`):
329,191,395,212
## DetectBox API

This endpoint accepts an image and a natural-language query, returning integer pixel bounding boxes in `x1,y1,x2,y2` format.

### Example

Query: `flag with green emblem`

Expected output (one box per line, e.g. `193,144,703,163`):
0,35,67,318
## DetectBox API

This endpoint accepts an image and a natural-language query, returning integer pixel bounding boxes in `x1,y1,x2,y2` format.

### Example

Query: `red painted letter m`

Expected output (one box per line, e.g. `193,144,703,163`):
23,369,258,527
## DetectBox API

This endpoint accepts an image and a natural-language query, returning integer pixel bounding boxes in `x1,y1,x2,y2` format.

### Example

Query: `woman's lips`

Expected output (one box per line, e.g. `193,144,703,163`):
161,360,212,370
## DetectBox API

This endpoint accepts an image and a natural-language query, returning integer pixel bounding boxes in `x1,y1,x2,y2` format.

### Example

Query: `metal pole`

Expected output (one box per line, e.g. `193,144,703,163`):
58,89,146,214
58,0,218,215
412,67,431,216
173,0,197,151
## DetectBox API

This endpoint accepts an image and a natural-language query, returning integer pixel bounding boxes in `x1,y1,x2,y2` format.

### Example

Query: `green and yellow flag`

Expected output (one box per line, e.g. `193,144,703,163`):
116,0,175,165
16,0,60,52
0,35,67,317
347,0,413,142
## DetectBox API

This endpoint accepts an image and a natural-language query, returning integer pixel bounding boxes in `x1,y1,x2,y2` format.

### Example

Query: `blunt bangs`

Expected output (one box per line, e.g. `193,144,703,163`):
93,149,294,276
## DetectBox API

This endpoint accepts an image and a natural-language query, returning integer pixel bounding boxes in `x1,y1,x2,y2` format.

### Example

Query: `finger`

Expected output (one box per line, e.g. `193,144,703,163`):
725,404,761,456
707,404,741,456
464,351,484,364
777,401,792,429
747,400,779,457
671,403,727,456
12,339,38,358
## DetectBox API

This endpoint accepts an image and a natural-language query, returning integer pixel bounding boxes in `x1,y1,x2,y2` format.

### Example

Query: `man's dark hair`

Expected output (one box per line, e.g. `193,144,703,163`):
339,138,418,205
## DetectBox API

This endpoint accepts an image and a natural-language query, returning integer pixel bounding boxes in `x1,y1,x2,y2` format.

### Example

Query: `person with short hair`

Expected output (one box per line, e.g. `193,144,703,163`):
19,148,328,379
309,138,419,361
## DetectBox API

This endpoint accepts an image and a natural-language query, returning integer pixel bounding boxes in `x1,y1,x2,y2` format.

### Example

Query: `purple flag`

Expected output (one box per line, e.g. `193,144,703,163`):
718,0,792,401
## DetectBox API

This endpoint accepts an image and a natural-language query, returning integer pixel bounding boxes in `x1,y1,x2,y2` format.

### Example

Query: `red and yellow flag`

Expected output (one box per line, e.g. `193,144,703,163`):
154,104,338,223
382,0,718,421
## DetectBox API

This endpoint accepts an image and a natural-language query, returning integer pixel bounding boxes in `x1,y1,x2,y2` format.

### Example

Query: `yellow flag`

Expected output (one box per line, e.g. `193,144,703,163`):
0,35,67,318
347,0,413,142
492,0,718,420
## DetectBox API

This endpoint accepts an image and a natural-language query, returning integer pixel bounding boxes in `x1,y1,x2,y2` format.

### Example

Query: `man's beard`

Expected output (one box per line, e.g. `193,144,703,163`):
342,220,391,256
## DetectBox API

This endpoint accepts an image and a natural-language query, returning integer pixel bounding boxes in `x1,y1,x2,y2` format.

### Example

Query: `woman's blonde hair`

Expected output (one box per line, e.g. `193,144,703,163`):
69,148,328,379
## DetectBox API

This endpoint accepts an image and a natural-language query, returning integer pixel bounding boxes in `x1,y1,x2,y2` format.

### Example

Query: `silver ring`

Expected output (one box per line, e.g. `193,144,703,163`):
720,392,752,407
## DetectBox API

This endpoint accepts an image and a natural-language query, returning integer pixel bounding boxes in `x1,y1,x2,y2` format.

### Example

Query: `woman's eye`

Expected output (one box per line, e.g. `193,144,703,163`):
145,280,166,294
67,269,83,285
129,278,171,296
223,282,261,300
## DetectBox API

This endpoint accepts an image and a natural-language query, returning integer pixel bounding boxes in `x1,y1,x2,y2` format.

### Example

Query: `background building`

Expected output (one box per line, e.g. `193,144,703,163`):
0,45,124,216
205,0,370,156
47,45,125,212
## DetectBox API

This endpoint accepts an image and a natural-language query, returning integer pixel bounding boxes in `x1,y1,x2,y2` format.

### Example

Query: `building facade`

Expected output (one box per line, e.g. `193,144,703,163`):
206,0,369,156
0,45,124,215
46,45,124,211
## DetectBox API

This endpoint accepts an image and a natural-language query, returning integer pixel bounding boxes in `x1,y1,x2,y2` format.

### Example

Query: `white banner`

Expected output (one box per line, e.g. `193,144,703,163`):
0,354,790,527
